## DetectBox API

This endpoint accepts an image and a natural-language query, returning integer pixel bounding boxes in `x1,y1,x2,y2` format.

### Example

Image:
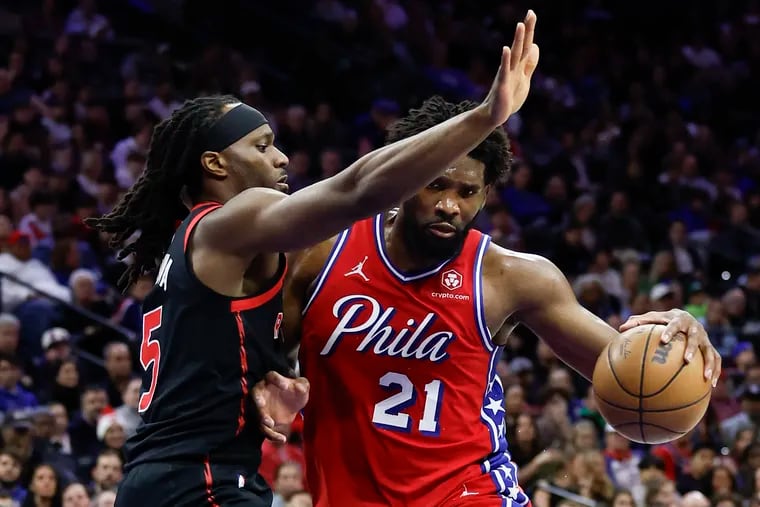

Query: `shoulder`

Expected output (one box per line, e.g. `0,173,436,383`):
481,242,573,307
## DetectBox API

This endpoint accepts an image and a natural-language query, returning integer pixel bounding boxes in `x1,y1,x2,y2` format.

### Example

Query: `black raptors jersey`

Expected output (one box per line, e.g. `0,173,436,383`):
124,202,291,470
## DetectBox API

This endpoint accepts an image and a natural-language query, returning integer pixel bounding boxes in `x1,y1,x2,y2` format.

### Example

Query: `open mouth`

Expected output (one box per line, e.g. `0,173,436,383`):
276,175,289,192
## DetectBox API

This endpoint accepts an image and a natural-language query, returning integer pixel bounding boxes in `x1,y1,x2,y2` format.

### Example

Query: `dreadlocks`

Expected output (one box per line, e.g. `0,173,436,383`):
385,96,513,185
86,95,240,291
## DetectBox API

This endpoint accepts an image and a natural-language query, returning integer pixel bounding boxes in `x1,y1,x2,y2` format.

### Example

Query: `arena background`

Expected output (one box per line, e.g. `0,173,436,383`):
0,0,758,506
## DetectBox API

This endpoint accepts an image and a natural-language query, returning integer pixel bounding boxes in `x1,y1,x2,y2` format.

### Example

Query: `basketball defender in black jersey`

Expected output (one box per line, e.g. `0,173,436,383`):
85,45,535,505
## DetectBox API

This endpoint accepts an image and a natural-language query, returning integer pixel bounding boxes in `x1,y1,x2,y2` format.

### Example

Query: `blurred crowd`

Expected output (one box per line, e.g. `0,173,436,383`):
0,0,758,506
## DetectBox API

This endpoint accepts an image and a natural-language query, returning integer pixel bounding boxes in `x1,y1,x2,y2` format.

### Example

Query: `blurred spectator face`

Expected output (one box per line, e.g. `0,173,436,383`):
548,368,574,397
122,377,141,409
0,319,19,354
0,359,20,390
711,466,734,495
721,289,746,319
33,411,55,439
609,192,628,214
511,164,531,190
612,491,635,507
24,167,46,191
62,483,90,507
653,480,678,507
572,420,598,451
30,465,56,499
81,150,104,180
71,274,96,303
0,452,21,483
515,414,535,445
288,492,313,507
319,149,342,178
56,360,79,388
399,156,487,261
286,106,307,132
49,403,69,434
504,384,524,416
105,343,132,380
104,421,126,449
92,454,123,490
315,103,332,123
135,125,152,149
274,463,303,498
82,388,107,422
579,281,604,307
563,226,582,245
736,348,757,374
544,176,567,202
689,447,715,478
288,151,310,178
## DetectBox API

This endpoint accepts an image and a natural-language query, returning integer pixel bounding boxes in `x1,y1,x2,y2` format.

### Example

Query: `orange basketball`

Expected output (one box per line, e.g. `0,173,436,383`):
592,324,712,444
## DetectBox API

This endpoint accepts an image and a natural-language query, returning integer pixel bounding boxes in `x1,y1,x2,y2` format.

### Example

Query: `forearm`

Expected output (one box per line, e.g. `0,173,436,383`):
347,106,497,210
550,312,618,381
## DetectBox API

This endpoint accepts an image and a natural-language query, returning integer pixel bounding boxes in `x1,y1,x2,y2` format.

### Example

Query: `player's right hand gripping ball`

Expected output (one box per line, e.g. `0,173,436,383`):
592,324,712,444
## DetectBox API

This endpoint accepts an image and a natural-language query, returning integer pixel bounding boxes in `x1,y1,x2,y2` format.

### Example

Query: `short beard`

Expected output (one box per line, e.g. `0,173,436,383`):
399,208,474,263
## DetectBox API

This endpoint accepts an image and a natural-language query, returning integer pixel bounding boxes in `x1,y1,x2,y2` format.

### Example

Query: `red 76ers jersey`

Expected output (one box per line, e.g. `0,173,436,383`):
299,214,530,507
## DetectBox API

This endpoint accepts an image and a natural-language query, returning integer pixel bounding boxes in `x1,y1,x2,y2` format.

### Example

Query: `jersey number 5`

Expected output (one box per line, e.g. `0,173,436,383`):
372,372,443,436
139,307,163,413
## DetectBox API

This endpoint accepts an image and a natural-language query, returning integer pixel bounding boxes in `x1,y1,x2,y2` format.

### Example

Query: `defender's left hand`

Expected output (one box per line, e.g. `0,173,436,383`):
252,371,310,443
620,309,721,388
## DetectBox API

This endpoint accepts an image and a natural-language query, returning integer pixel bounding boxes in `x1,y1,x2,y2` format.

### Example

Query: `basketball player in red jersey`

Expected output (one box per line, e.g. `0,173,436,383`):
281,19,721,507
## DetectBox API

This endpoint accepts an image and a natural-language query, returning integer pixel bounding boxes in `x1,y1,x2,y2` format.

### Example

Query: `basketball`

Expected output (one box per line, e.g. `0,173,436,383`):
592,324,712,444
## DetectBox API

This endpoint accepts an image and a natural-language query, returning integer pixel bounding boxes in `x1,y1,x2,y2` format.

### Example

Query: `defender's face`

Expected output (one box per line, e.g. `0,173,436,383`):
400,156,488,260
223,124,290,193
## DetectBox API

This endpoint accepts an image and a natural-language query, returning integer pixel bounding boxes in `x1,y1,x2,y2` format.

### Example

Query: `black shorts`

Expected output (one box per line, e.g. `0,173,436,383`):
115,459,272,507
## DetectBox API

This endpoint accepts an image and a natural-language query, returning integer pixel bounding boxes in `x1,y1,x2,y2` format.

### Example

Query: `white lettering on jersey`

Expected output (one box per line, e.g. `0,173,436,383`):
156,254,173,291
320,294,455,363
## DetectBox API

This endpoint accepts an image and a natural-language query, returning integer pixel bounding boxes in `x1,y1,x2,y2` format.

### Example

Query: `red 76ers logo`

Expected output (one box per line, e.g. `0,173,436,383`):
441,269,463,291
273,312,283,340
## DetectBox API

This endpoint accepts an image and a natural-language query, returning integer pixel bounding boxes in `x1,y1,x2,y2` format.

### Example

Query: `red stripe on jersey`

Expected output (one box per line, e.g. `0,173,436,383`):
229,264,287,312
233,313,250,435
183,204,222,252
203,457,219,507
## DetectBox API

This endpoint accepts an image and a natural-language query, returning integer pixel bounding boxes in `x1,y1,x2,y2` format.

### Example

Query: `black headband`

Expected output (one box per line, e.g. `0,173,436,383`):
203,103,268,152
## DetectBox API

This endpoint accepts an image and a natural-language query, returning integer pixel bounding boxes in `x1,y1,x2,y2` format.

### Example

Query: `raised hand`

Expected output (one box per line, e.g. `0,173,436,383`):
481,10,540,125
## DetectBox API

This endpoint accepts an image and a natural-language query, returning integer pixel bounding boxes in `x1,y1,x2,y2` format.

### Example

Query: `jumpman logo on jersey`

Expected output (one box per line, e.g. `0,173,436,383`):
460,484,479,497
344,256,370,282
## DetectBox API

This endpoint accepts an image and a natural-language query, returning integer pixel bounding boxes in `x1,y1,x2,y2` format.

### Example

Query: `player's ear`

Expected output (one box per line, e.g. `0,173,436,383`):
200,150,228,179
480,184,492,211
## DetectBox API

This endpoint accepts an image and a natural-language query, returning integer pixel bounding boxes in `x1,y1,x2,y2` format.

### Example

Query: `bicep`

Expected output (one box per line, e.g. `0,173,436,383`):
515,258,617,379
199,173,366,256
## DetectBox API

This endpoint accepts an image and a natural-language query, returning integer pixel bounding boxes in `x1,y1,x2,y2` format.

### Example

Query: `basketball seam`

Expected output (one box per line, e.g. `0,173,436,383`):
607,338,639,398
638,325,655,443
595,388,711,413
641,331,689,398
612,421,687,435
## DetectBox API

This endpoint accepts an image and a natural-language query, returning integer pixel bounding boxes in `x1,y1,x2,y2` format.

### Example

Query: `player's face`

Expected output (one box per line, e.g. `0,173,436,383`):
400,156,488,260
218,124,290,194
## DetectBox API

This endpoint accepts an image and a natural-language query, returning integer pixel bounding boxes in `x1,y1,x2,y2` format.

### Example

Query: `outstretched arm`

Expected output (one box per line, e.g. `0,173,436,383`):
200,12,539,255
508,254,720,384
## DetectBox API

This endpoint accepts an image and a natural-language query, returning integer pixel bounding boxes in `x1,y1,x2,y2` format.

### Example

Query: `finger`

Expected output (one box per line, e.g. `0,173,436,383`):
510,23,526,69
496,46,510,84
295,377,310,394
660,317,686,344
712,350,722,388
702,343,715,384
523,10,537,55
260,425,287,444
682,325,701,363
265,371,292,390
524,43,540,77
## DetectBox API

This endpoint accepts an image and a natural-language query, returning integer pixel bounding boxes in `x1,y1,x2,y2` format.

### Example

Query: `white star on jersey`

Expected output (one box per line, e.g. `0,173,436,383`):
485,397,505,415
508,485,520,499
